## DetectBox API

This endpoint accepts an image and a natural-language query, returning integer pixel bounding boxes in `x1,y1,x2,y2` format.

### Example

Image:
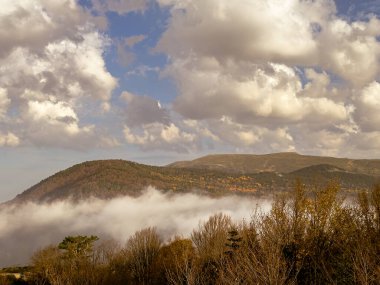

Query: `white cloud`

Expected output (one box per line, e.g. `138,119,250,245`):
319,17,380,87
156,0,191,9
21,99,118,149
1,0,379,156
153,0,380,156
126,65,161,77
0,88,10,119
0,132,20,147
156,0,334,65
28,101,77,123
208,116,295,152
27,100,87,137
124,123,198,152
350,131,380,151
301,69,331,98
165,58,349,126
121,91,206,152
0,0,91,56
157,0,380,87
91,0,147,15
354,81,380,132
293,128,349,157
0,0,117,148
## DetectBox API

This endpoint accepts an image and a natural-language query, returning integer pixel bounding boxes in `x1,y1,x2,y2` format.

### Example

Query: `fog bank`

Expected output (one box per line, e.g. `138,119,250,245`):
0,188,271,267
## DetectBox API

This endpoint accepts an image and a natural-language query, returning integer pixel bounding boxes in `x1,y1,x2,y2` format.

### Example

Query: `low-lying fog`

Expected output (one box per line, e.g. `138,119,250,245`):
0,187,271,267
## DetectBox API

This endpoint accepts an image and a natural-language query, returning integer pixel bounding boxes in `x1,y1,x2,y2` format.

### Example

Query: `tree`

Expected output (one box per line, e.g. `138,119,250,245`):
352,185,380,283
126,227,161,285
30,245,64,285
191,213,232,284
224,228,242,257
58,235,99,259
31,235,102,285
155,237,196,285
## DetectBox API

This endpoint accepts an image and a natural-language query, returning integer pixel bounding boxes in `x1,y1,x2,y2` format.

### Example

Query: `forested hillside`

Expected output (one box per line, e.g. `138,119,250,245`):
8,157,380,204
169,152,380,175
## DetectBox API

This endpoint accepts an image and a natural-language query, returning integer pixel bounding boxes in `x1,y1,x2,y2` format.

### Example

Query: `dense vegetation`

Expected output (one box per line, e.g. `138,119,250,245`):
10,158,378,204
2,182,380,284
169,152,380,176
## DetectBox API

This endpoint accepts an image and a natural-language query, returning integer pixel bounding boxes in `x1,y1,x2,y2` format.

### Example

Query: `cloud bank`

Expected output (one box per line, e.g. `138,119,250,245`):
0,188,270,267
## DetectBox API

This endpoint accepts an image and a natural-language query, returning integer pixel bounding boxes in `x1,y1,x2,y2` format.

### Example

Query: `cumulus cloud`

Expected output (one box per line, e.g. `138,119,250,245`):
157,0,380,87
339,81,380,154
354,81,380,132
1,0,380,156
0,188,270,267
0,0,91,57
319,17,380,87
24,100,97,148
156,0,333,65
121,91,204,152
293,128,349,156
0,0,117,148
124,123,198,152
300,69,332,98
153,0,380,155
208,117,295,152
165,59,350,126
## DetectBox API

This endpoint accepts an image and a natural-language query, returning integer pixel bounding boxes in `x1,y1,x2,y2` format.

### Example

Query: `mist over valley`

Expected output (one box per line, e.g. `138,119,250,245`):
0,187,268,267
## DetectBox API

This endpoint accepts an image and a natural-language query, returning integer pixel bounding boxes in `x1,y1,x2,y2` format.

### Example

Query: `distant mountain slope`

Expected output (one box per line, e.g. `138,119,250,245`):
11,159,272,203
6,155,380,204
288,164,378,191
168,152,380,176
11,160,224,203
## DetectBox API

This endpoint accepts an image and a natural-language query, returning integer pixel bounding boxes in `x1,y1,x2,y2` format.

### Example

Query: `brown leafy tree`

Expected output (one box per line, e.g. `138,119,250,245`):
191,213,232,285
125,227,161,285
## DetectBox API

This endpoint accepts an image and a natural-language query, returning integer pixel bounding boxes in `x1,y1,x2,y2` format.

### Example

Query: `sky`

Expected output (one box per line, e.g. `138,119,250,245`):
1,0,380,202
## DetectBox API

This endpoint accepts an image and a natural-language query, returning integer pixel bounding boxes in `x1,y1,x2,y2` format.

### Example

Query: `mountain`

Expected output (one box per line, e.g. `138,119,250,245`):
10,159,258,203
287,164,377,191
6,153,380,204
168,152,380,175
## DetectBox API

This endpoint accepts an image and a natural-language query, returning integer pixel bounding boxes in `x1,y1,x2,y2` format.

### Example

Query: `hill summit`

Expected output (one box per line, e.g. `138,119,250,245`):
7,153,380,204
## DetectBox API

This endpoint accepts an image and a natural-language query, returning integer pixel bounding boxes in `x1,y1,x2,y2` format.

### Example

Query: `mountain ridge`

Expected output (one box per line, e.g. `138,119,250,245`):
5,153,380,204
167,152,380,175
